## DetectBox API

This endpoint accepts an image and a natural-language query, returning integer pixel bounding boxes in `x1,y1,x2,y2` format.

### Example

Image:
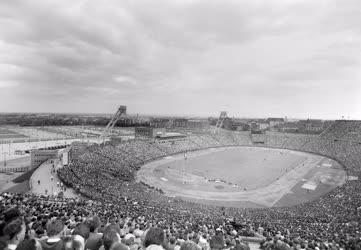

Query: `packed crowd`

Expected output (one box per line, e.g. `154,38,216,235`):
3,123,361,249
2,192,354,250
320,120,361,143
56,126,361,248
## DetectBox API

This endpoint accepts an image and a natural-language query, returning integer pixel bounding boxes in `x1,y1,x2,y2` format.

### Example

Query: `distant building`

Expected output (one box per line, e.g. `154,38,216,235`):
279,122,299,133
62,148,70,166
110,137,123,145
155,132,187,143
31,149,58,169
259,121,270,130
267,118,285,127
250,121,261,134
150,118,171,128
232,121,250,131
187,120,210,129
173,118,188,128
135,127,165,139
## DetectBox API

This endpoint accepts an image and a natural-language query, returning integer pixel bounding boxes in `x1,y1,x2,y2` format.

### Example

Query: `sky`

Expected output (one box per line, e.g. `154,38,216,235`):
0,0,360,119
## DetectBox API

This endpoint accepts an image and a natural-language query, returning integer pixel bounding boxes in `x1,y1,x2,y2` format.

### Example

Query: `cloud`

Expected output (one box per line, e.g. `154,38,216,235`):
114,76,137,85
0,0,360,118
0,80,19,88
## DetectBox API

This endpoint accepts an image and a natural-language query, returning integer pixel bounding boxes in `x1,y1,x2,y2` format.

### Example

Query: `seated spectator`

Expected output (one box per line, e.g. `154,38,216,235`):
72,235,85,250
85,216,103,250
15,239,42,250
3,218,26,250
209,236,224,250
144,228,165,250
40,219,65,250
72,223,90,242
180,242,199,250
167,237,176,250
110,242,129,250
102,226,121,250
123,235,138,250
197,235,208,250
63,236,74,250
3,208,21,225
232,239,249,250
133,229,143,247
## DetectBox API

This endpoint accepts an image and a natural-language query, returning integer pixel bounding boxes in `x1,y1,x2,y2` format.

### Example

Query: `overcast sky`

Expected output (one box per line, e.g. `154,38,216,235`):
0,0,360,119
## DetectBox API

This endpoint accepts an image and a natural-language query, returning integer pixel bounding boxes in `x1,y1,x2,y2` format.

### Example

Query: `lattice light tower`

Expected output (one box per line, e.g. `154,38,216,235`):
214,111,227,133
100,105,127,144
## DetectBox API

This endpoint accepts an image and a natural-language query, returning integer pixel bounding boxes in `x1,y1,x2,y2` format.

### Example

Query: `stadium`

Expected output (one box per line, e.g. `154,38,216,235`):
2,113,360,249
56,118,360,247
1,0,361,249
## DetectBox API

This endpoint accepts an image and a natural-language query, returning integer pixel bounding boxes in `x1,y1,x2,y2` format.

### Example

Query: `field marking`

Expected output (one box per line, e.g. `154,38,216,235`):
348,176,359,181
302,182,317,190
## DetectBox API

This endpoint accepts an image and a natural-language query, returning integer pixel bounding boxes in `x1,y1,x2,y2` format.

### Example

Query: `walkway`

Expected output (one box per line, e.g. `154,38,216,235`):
30,159,78,198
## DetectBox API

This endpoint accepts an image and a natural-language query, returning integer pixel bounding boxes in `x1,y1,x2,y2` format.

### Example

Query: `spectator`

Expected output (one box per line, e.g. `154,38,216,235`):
3,218,26,250
144,228,165,250
72,223,90,242
180,242,199,250
210,236,224,250
167,237,176,250
102,226,121,250
110,242,129,250
15,239,42,250
85,216,103,250
40,219,65,250
72,235,85,250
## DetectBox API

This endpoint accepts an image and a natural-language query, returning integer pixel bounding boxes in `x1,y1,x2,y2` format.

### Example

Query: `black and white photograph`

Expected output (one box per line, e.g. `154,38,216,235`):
0,0,361,249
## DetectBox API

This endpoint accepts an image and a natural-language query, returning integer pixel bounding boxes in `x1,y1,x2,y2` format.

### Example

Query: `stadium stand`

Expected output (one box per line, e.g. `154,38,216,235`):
320,120,361,143
2,123,361,249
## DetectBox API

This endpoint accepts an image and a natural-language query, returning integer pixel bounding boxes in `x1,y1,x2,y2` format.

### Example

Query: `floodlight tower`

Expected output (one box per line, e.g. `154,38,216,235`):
100,105,127,144
214,111,227,133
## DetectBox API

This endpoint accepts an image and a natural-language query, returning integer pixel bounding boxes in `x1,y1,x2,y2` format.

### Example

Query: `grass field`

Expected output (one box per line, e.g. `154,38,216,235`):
137,146,346,208
166,147,308,190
